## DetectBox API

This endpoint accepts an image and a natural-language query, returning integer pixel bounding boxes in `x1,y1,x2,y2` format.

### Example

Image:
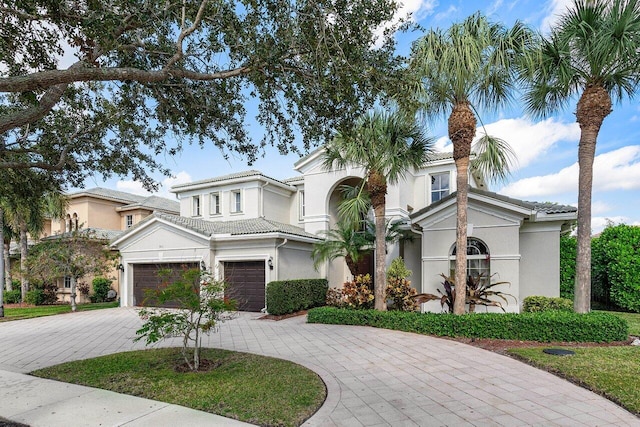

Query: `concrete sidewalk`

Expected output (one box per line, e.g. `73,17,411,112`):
0,370,251,426
0,308,638,426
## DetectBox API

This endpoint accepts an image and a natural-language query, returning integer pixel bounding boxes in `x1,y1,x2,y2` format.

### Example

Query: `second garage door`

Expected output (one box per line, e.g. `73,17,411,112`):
133,263,199,308
224,261,266,312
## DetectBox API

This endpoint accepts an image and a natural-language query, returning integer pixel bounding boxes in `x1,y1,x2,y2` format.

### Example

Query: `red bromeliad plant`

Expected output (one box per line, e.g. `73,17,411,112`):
412,273,516,313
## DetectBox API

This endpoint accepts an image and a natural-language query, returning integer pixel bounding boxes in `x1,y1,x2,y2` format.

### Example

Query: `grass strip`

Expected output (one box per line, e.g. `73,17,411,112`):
31,348,326,427
1,301,120,321
508,346,640,416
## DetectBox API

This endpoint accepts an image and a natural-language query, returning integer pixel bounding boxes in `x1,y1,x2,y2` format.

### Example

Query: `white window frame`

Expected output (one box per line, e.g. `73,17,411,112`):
210,192,221,215
298,190,305,220
192,195,201,217
449,238,490,285
430,172,450,204
231,190,242,213
125,214,133,228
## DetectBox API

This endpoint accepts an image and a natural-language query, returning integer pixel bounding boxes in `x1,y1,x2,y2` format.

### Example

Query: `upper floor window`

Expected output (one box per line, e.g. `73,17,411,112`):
210,192,221,215
431,172,450,203
231,190,242,213
298,190,305,219
125,215,133,228
64,276,72,288
192,195,201,217
449,238,490,285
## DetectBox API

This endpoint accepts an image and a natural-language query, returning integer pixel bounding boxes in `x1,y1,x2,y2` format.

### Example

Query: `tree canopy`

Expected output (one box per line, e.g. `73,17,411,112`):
0,0,403,189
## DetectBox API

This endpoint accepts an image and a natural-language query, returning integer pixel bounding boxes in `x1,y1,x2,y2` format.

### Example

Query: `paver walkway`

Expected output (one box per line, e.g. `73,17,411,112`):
0,308,637,426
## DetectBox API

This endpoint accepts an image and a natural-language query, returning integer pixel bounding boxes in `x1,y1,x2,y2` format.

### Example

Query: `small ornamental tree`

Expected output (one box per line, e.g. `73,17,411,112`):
26,230,112,310
135,269,237,371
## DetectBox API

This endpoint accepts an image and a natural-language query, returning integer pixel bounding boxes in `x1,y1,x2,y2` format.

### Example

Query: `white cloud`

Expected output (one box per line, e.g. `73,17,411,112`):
541,0,574,33
116,171,192,199
374,0,438,47
500,145,640,198
434,5,458,21
591,200,612,215
486,0,504,16
437,116,580,170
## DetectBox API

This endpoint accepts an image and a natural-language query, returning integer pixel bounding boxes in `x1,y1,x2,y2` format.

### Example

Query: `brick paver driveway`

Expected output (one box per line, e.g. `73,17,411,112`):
0,308,637,426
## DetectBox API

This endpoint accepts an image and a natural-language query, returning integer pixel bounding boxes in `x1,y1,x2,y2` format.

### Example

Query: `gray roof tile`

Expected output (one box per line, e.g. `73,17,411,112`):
171,170,293,191
120,195,179,214
115,212,319,243
70,187,146,204
410,186,576,219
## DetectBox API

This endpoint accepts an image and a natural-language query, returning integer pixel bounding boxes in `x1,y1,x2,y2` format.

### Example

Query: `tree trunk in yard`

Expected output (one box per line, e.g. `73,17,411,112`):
0,208,4,317
449,101,476,315
574,85,612,313
367,170,388,311
19,223,28,302
3,242,10,291
70,276,77,312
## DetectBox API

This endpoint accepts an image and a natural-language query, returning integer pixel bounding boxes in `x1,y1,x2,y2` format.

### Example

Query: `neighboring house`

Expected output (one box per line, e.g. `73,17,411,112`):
113,150,576,313
42,188,179,303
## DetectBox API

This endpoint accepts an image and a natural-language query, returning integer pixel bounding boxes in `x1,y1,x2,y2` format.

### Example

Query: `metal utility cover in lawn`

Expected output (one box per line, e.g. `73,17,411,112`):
543,348,576,356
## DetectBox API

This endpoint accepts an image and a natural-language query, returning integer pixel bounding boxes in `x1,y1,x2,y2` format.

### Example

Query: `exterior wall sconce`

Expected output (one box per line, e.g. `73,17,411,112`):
200,260,207,271
268,258,274,270
118,264,125,272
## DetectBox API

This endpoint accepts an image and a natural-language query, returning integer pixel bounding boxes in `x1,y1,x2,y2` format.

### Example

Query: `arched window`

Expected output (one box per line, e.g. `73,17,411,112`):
65,214,72,232
449,238,490,283
72,213,78,230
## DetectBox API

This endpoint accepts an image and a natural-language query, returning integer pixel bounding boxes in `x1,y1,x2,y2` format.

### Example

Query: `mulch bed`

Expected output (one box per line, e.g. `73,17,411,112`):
259,310,308,321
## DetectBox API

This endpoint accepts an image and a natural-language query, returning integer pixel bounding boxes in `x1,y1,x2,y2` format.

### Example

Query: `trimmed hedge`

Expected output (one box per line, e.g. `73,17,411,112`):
4,289,21,304
266,279,328,316
307,307,628,342
522,296,573,313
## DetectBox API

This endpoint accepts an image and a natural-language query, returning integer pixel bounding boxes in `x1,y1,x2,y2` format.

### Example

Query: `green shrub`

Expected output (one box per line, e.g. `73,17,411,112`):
4,289,21,304
307,307,628,342
387,257,411,279
522,296,573,313
592,224,640,312
92,277,113,303
266,279,328,316
559,234,576,300
25,289,45,305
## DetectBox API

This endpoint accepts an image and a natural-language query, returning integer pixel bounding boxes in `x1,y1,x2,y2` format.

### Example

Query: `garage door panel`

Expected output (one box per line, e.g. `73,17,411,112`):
133,263,198,308
224,261,265,312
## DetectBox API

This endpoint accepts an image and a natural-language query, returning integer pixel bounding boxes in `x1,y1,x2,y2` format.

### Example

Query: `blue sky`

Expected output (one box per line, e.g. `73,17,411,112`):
80,0,640,233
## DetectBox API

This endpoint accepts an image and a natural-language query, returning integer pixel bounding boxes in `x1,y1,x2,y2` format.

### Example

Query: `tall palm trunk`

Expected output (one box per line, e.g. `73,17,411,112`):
367,170,388,311
449,101,476,315
574,85,612,313
19,223,29,302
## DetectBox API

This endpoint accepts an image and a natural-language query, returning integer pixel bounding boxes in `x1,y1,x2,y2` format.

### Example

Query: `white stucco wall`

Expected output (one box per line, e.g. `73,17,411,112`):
416,203,524,313
277,243,319,280
519,222,562,302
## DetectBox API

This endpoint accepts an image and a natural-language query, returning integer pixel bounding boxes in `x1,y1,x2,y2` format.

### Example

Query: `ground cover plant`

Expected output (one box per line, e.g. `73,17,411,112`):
31,348,326,427
0,302,119,322
508,346,640,415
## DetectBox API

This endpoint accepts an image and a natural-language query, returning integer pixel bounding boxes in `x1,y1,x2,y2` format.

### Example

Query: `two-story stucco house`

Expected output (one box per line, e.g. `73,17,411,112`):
112,150,576,313
43,188,179,302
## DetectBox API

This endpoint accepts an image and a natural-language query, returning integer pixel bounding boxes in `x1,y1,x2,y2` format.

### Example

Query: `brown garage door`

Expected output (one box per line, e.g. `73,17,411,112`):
133,263,199,307
224,261,266,312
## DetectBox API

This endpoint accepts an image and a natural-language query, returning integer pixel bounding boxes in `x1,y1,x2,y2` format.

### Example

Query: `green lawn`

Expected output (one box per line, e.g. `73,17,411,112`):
32,348,326,427
598,310,640,336
1,301,119,321
509,346,640,415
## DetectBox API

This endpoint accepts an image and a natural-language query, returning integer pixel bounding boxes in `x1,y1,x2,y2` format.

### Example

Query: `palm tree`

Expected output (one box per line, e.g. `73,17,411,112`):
2,186,67,302
312,219,373,277
322,110,434,310
409,13,532,314
519,0,640,313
